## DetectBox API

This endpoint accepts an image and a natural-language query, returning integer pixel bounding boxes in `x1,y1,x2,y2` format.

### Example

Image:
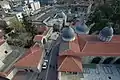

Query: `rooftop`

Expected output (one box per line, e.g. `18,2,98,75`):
34,35,44,41
59,35,120,56
15,43,43,68
58,55,82,72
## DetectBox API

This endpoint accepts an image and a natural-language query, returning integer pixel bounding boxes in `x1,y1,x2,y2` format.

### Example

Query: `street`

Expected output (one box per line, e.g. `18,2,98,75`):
36,36,61,80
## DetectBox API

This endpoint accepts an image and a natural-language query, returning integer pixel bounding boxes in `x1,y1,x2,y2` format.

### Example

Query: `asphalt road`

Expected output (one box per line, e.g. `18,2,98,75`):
36,36,61,80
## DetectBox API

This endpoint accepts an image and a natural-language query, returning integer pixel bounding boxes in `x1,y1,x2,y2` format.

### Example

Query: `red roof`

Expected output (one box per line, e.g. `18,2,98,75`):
58,55,83,72
59,37,80,55
37,26,48,34
58,35,120,72
15,43,43,68
0,72,7,78
76,35,120,56
34,35,44,41
0,39,5,46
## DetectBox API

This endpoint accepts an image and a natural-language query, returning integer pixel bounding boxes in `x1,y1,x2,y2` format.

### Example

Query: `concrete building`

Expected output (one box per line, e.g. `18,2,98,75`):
0,42,44,80
0,34,13,73
57,20,120,80
34,26,53,45
23,1,40,15
1,21,120,80
0,0,11,10
39,0,57,5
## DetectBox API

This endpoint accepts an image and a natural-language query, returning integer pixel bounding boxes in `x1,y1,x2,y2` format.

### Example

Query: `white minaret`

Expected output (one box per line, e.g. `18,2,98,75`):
62,12,67,25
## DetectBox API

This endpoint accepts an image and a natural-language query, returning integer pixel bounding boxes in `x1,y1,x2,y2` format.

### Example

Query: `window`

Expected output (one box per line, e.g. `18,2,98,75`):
30,69,33,72
69,72,72,74
43,38,46,44
18,15,20,17
5,51,8,54
91,57,101,64
73,72,77,74
103,57,114,64
25,69,28,72
113,58,120,64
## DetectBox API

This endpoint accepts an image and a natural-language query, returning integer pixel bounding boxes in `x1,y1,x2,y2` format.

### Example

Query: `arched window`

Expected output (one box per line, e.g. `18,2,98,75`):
113,58,120,64
91,57,101,64
5,51,8,54
103,57,114,64
25,69,28,72
30,69,33,72
43,38,46,44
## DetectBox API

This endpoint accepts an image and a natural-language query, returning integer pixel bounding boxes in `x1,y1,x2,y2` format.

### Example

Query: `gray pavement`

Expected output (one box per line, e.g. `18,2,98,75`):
36,36,61,80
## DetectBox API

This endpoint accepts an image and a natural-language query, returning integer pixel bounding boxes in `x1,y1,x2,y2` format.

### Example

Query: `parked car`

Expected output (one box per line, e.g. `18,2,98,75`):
42,60,49,70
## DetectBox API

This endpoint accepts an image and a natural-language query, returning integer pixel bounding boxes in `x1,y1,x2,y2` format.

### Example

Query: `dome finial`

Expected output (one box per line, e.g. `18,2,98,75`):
107,22,113,28
75,16,89,34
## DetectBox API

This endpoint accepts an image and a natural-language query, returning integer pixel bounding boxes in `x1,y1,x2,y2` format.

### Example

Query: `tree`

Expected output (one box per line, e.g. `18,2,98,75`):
9,19,24,32
87,0,120,34
22,13,37,36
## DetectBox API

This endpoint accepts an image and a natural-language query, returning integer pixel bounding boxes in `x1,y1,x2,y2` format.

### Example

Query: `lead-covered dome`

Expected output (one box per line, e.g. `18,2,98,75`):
62,26,75,41
75,19,89,34
98,25,114,42
100,27,113,37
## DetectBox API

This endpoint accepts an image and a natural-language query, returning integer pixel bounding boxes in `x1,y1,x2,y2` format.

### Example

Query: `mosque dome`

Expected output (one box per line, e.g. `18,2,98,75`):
75,19,89,34
100,27,113,37
98,24,114,42
62,26,75,41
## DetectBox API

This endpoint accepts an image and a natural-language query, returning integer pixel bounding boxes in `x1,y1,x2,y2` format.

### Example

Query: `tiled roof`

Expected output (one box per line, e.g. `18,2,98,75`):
58,55,82,72
59,37,80,55
58,34,120,72
76,35,120,56
34,35,44,41
37,26,48,34
82,42,120,53
19,43,41,60
0,72,7,78
42,27,51,36
15,43,43,68
78,35,120,42
0,39,5,46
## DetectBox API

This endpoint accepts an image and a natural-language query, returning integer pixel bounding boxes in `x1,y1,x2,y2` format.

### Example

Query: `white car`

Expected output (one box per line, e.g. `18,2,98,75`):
42,60,48,69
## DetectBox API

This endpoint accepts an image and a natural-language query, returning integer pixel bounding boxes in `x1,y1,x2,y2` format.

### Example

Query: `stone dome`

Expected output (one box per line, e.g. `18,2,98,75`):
100,27,113,37
75,20,89,34
98,26,114,42
62,26,75,41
